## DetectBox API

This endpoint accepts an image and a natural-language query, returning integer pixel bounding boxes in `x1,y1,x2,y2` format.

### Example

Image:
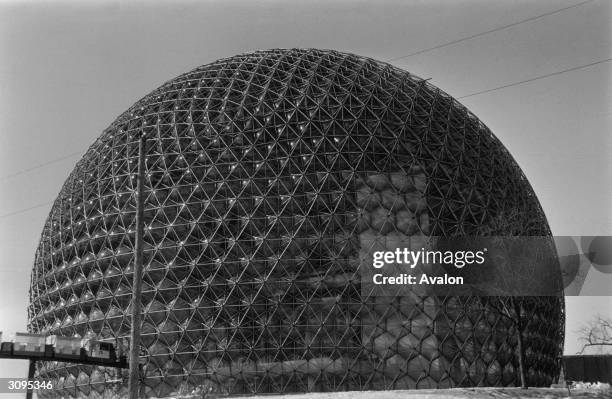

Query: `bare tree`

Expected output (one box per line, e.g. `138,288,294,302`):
577,315,612,354
481,296,528,389
473,208,557,389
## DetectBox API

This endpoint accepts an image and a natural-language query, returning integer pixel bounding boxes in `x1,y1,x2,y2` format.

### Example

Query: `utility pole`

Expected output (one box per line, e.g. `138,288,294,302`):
25,360,35,399
128,132,147,399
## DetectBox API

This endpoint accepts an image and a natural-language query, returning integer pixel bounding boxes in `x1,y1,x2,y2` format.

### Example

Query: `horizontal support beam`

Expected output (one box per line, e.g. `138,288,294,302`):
0,353,128,368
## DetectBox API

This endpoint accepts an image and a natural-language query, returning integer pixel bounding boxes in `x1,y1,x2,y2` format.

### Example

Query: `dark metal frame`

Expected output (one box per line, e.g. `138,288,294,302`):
28,49,564,398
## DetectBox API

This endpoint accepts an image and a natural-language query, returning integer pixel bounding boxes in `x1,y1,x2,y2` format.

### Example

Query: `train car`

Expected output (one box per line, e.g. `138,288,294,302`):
13,332,46,355
47,335,82,359
0,341,12,355
0,331,12,356
82,339,116,362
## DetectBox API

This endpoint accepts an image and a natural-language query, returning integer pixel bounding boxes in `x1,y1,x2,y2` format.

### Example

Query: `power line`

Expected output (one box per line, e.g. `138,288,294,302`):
458,58,612,99
386,0,594,62
0,202,53,220
0,150,84,181
0,2,593,184
0,57,609,221
0,1,606,220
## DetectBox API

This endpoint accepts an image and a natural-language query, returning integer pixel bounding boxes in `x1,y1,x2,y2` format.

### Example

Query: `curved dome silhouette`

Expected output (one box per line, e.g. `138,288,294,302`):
28,49,564,398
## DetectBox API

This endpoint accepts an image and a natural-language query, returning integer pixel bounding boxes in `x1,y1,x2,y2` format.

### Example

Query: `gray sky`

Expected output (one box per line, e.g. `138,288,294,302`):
0,0,610,384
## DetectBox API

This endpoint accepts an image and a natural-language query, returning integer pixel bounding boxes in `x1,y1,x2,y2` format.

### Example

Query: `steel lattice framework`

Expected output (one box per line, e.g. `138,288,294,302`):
28,49,564,398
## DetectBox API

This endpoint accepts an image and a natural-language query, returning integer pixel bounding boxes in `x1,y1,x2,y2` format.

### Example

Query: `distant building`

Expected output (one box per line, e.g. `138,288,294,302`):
564,355,612,383
28,49,564,398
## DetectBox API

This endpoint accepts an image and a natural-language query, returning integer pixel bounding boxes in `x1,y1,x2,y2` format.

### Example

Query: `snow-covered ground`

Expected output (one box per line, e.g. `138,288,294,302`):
160,386,611,399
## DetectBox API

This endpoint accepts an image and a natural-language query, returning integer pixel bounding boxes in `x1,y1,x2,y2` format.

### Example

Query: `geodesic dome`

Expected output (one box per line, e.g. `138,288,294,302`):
28,48,564,398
